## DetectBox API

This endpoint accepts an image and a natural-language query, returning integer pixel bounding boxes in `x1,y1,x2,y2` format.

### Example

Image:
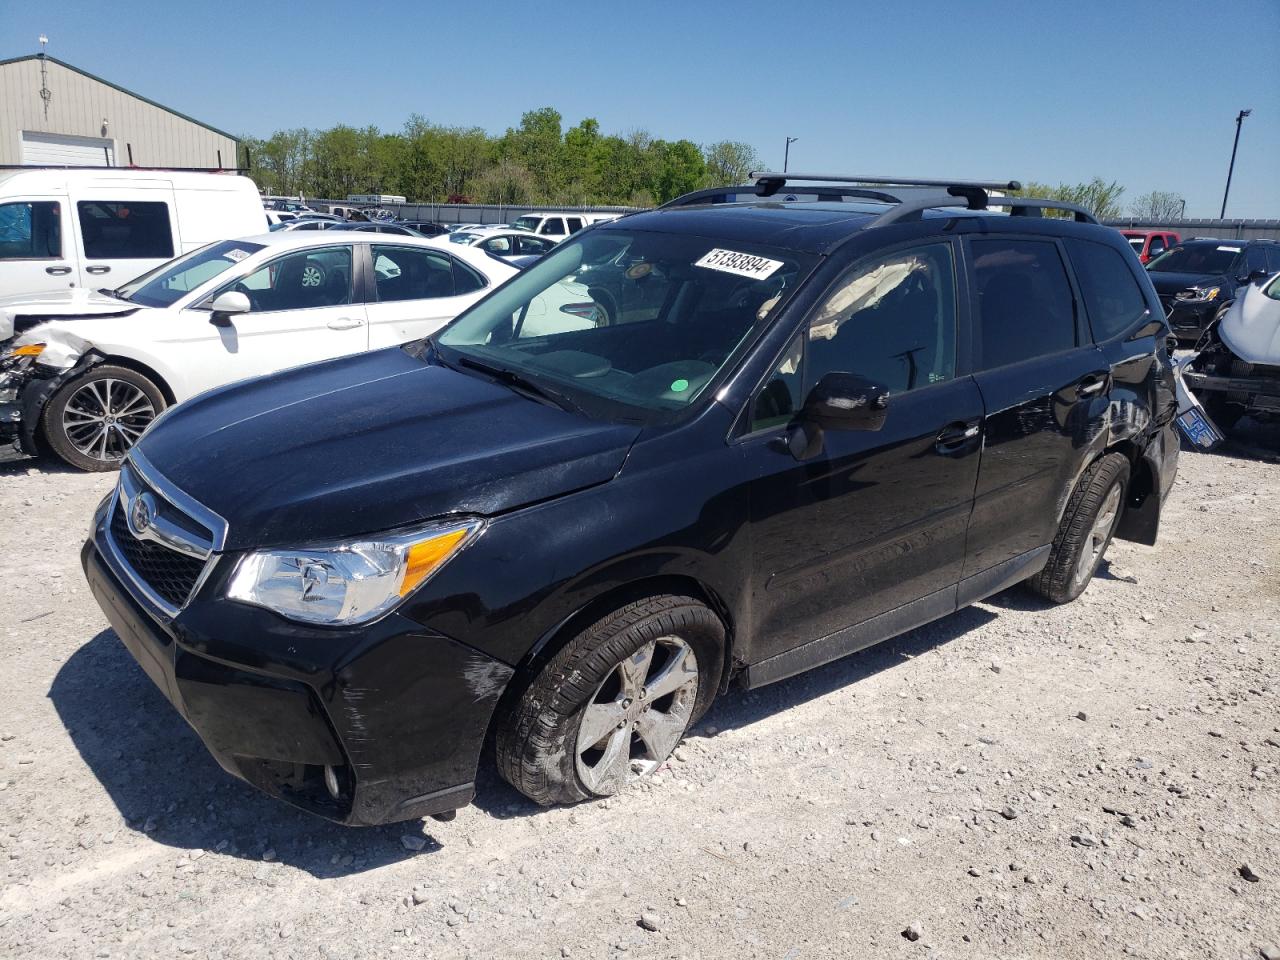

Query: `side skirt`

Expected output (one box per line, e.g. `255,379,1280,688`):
743,545,1050,691
744,586,956,690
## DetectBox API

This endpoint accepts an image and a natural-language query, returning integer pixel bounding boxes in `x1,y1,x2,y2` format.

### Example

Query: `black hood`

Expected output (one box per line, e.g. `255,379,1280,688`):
1147,271,1230,295
136,347,641,550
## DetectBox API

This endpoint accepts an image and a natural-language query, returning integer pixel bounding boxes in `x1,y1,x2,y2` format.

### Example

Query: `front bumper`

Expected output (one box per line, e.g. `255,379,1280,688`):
0,401,24,463
1184,369,1280,413
81,498,514,826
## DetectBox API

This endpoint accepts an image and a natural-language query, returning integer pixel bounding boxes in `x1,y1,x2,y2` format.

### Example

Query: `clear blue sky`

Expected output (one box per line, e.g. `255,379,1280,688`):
5,0,1278,217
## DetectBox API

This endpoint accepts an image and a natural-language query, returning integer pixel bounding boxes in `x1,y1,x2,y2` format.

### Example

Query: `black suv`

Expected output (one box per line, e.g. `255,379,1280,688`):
1147,237,1280,342
81,174,1180,825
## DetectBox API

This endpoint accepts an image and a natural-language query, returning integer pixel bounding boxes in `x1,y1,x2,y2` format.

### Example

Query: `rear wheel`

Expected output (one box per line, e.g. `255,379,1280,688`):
1029,453,1129,604
41,365,166,472
495,594,723,806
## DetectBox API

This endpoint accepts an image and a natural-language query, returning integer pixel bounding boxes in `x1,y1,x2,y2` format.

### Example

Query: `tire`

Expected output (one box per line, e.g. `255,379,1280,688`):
40,364,166,472
495,594,723,806
1028,453,1130,604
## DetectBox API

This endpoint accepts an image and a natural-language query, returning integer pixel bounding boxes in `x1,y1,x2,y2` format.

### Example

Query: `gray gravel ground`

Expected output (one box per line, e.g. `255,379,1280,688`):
0,442,1277,960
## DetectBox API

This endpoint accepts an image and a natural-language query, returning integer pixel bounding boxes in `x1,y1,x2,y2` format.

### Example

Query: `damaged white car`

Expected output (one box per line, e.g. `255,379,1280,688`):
0,233,515,470
1183,270,1280,431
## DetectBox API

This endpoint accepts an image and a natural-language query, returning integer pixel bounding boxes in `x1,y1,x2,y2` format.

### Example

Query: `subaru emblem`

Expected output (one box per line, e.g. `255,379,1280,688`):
129,492,157,535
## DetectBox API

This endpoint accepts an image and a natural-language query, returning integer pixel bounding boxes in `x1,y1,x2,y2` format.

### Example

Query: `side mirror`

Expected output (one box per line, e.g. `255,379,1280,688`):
208,290,251,327
785,372,890,461
804,372,890,431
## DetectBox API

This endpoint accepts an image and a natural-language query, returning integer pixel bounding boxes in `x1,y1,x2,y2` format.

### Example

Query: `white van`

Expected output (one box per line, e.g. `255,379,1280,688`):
0,169,267,298
510,211,620,242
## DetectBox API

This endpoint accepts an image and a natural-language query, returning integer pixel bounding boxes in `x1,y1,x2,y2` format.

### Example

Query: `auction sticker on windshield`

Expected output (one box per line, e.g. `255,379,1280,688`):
225,248,252,262
695,248,783,280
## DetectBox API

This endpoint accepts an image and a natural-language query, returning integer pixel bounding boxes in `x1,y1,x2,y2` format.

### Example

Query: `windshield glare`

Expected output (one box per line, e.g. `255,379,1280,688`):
436,229,815,419
512,216,539,232
119,240,265,308
1147,244,1242,275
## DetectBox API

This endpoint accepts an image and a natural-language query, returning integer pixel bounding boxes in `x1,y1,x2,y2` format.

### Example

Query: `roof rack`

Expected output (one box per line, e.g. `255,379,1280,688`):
660,172,1099,226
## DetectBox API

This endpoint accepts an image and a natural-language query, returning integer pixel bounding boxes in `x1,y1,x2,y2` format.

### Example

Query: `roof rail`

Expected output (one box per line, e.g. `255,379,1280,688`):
658,184,903,209
749,172,1023,194
0,164,248,174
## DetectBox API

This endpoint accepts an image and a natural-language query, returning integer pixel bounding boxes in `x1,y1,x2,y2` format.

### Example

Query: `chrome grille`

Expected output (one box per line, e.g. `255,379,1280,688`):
109,502,206,608
103,454,226,616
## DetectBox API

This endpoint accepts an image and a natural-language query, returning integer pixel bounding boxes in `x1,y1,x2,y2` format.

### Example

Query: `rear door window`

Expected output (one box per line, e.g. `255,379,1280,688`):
371,245,457,301
1245,245,1267,278
1265,247,1280,274
970,238,1077,369
0,201,61,259
1065,239,1150,342
76,200,173,259
566,217,584,234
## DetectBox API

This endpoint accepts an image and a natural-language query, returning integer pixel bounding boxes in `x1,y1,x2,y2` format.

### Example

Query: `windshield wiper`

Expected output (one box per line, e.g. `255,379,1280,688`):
455,355,583,415
97,287,130,300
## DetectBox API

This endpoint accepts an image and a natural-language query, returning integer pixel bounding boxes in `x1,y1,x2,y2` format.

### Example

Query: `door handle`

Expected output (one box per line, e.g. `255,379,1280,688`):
326,317,364,330
45,265,72,276
1076,373,1108,398
935,420,981,455
85,265,111,275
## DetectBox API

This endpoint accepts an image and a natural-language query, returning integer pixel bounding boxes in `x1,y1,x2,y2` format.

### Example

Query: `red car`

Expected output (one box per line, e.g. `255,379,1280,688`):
1121,230,1180,265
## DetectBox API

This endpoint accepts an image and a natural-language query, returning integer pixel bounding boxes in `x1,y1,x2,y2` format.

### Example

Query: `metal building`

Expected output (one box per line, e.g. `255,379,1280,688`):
0,54,239,169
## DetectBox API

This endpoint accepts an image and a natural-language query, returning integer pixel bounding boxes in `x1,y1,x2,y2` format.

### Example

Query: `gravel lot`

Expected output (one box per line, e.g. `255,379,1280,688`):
1,441,1277,960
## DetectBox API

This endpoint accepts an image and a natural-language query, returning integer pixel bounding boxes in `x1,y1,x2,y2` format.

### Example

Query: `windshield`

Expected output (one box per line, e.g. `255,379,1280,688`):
117,240,265,308
1127,238,1144,253
1265,273,1280,301
450,232,480,244
1147,243,1242,275
512,216,540,232
435,228,816,421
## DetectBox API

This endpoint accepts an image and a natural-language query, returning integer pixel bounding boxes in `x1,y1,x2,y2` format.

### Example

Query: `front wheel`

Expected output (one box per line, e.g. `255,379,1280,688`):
1028,453,1129,604
40,364,166,472
495,595,723,806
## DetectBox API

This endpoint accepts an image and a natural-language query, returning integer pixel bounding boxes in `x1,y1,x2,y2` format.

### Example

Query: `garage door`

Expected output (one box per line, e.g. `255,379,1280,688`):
21,131,115,166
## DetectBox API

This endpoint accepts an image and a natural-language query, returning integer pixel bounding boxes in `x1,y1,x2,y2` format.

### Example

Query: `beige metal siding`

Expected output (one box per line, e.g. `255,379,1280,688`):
0,59,238,168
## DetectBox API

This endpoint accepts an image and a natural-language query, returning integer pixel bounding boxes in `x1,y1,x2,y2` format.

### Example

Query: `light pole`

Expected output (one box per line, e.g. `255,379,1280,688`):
1176,198,1186,220
784,137,798,173
1219,109,1252,219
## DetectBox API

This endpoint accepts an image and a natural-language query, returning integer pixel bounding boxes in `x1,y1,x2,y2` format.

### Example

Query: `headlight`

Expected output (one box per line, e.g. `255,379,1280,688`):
11,343,45,358
226,518,483,626
1175,286,1219,303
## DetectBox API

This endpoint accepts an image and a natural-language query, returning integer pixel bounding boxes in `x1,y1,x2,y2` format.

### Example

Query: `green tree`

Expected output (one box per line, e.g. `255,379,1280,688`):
703,140,760,186
1130,190,1185,220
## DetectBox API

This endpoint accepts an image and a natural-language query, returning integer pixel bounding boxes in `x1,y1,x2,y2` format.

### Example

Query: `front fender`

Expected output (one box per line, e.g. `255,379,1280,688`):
17,351,104,454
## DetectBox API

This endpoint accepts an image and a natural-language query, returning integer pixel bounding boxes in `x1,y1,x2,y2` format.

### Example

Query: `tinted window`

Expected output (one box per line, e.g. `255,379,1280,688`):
1266,247,1280,274
807,242,957,393
1245,245,1267,277
751,333,804,431
518,235,555,255
541,218,566,236
453,260,486,294
0,201,61,259
1147,243,1241,275
372,245,456,301
1066,239,1149,342
1147,235,1167,257
218,246,352,312
972,239,1076,369
566,217,584,234
77,201,173,259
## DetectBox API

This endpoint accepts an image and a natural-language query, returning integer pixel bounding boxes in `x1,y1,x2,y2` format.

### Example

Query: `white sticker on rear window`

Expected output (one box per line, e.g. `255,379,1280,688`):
224,248,251,262
1217,245,1242,252
694,248,783,280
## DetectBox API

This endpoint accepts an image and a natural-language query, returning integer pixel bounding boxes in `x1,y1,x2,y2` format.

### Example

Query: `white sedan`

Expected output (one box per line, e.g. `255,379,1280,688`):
0,233,516,470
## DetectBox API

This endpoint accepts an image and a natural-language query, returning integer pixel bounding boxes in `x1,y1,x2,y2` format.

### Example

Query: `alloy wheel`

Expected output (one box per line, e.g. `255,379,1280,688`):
1074,483,1122,587
61,378,156,463
574,636,699,795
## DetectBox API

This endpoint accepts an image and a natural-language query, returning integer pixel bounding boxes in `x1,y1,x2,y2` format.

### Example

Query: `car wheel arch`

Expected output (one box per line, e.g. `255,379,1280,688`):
483,574,737,748
30,352,175,453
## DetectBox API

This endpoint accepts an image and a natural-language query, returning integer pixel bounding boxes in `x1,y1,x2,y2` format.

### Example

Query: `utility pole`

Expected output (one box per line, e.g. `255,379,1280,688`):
1220,109,1252,219
783,137,798,173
